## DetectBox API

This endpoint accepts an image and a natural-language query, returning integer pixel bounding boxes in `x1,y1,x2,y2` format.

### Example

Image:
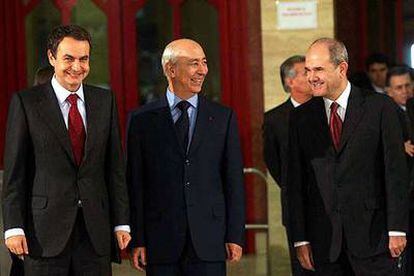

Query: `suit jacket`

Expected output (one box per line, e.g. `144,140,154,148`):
287,85,409,263
404,99,414,207
263,99,294,226
127,95,245,264
2,83,129,260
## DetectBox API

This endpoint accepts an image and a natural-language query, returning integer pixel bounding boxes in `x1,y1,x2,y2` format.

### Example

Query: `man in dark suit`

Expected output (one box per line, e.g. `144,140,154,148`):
288,38,409,275
2,25,131,275
127,38,245,276
391,66,414,275
388,66,414,153
263,55,312,276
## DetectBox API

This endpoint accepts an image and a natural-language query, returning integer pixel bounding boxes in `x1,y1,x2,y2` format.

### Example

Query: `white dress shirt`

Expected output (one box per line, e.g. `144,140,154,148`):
294,81,404,248
5,77,129,240
290,97,301,108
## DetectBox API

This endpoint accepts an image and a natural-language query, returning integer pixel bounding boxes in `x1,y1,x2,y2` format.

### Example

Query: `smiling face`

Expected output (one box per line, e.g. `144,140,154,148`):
305,43,348,100
387,73,413,106
48,36,90,92
166,40,208,99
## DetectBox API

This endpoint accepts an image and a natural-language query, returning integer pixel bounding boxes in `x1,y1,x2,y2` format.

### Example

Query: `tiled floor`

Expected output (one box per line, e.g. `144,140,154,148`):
0,171,291,276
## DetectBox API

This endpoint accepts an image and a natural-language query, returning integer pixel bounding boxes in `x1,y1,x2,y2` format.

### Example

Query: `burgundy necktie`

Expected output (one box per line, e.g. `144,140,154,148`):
329,102,342,151
67,94,86,166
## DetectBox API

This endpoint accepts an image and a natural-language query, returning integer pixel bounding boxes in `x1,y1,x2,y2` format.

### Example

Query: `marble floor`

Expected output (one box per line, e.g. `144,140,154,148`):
0,170,291,276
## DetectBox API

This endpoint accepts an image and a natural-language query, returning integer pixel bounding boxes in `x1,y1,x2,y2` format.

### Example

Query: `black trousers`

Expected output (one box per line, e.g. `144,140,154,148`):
23,209,111,276
146,233,226,276
315,245,406,276
9,253,24,276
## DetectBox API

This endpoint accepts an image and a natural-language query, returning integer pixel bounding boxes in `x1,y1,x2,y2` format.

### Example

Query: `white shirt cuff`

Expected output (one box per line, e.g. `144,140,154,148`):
5,228,25,240
294,241,310,247
114,225,130,233
388,231,406,236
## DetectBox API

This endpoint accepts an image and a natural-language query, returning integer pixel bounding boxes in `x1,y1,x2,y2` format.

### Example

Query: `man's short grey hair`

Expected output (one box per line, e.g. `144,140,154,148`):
310,37,348,66
161,43,179,76
280,55,305,93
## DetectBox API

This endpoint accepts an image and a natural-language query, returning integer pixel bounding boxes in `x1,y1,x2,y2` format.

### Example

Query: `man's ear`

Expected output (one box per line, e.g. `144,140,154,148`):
167,62,176,78
47,50,55,67
286,77,294,89
338,61,348,78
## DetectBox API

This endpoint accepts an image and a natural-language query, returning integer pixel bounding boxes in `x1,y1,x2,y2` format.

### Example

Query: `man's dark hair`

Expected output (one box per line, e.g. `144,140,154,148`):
385,66,411,87
47,25,92,57
365,53,390,70
280,55,305,93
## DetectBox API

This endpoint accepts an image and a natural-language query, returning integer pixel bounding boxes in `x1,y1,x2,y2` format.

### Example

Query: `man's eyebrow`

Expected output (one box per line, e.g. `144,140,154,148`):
62,54,89,59
187,57,207,62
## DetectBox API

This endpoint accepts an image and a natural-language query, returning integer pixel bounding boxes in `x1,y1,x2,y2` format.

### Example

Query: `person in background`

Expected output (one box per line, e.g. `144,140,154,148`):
33,65,54,86
263,55,313,276
365,53,390,94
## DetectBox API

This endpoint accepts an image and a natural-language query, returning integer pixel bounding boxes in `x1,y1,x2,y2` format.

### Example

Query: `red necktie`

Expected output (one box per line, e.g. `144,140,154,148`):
329,102,342,151
67,94,86,166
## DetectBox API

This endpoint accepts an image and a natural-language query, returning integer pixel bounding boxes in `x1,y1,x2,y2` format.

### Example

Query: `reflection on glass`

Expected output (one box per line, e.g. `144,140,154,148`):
182,0,220,102
136,0,173,105
25,0,60,86
71,0,109,88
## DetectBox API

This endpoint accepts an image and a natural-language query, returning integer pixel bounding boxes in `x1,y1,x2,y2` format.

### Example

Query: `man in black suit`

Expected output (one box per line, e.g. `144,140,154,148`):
391,66,414,275
2,25,131,275
127,38,245,276
288,38,409,275
263,55,312,276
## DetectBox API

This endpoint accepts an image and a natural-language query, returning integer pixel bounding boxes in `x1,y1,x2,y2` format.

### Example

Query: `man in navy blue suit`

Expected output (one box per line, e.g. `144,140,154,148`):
127,39,245,276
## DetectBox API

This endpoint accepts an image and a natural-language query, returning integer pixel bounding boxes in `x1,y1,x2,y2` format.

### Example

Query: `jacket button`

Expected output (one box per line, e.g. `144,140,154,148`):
185,159,190,165
77,200,83,207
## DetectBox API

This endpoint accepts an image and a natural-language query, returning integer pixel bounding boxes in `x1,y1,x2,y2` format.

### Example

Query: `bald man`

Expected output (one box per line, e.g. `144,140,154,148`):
126,39,245,276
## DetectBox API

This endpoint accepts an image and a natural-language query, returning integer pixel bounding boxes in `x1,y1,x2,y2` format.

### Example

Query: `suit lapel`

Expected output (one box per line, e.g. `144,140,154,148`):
337,86,365,154
311,97,332,150
188,96,208,156
82,87,98,165
155,96,185,157
35,83,75,165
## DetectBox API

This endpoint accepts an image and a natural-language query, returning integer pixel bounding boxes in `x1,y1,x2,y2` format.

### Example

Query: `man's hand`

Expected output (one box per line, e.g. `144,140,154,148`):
115,230,131,250
296,244,315,271
404,141,414,157
226,243,243,262
5,235,28,256
389,236,406,258
130,247,146,271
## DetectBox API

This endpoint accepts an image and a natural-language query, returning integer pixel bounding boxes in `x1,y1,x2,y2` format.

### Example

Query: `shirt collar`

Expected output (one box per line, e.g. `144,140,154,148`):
51,75,85,105
372,83,385,93
323,81,351,111
290,97,301,108
166,88,198,110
